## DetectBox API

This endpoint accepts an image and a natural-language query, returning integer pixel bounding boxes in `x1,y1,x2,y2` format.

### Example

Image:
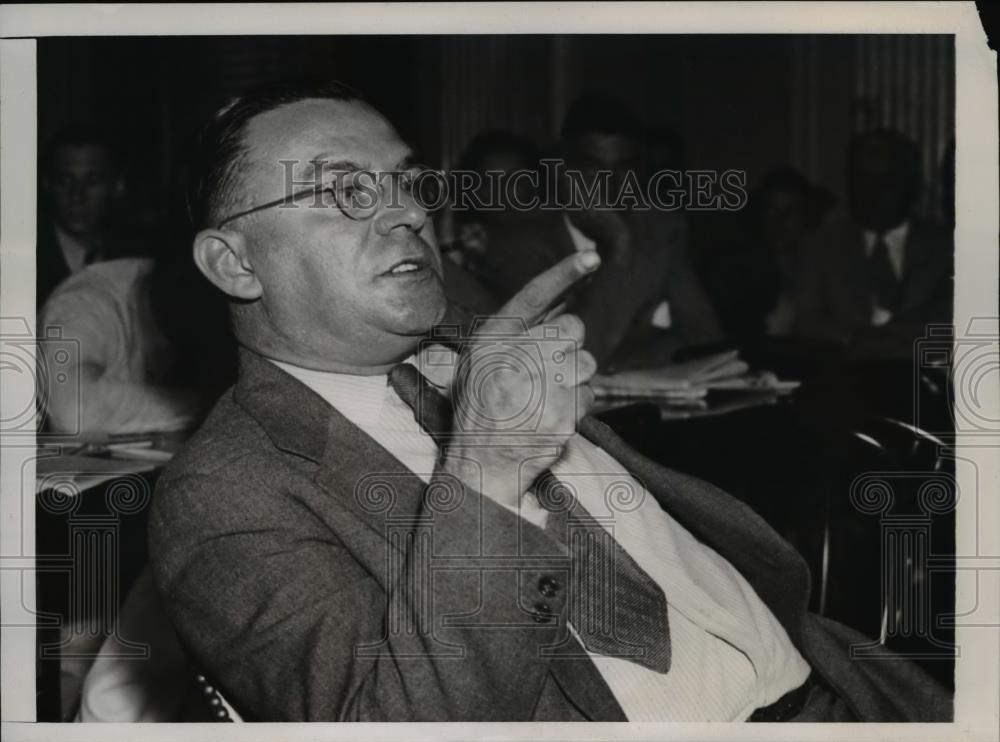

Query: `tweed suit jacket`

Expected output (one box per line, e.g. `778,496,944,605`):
148,348,950,722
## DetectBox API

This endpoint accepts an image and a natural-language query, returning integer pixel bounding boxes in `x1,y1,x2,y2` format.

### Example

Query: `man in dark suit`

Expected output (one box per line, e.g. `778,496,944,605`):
793,129,953,358
37,125,149,305
149,80,948,723
480,94,724,371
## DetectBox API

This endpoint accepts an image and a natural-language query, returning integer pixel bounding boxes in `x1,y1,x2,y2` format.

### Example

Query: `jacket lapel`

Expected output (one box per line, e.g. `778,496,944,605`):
232,348,329,461
233,348,429,553
313,406,429,546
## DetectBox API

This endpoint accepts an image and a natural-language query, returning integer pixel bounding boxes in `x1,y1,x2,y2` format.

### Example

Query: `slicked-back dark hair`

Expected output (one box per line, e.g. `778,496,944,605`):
187,78,362,230
847,128,921,181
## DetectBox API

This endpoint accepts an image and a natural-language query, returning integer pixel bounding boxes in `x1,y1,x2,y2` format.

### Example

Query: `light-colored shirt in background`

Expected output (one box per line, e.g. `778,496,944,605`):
38,257,197,435
863,220,909,326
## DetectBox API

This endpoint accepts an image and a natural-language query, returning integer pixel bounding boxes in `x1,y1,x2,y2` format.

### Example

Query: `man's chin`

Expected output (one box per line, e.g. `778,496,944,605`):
381,295,448,337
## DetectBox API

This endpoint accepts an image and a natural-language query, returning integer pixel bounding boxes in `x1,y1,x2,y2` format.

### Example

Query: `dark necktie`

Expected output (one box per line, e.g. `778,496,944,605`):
868,233,901,311
388,363,672,673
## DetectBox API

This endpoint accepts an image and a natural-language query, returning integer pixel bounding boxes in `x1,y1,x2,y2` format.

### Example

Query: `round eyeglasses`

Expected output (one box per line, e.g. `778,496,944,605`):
214,166,447,229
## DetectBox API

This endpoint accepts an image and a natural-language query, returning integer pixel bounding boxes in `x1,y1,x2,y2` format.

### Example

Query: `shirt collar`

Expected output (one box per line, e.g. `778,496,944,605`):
864,220,910,253
269,358,406,427
863,220,909,277
267,340,461,428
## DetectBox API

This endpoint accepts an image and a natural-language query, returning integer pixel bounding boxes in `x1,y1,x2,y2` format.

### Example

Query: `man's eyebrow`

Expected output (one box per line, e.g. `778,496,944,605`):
395,153,417,170
305,158,368,180
299,152,417,181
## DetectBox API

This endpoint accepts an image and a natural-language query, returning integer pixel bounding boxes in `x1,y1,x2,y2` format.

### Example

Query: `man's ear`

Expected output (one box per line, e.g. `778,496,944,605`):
193,229,263,301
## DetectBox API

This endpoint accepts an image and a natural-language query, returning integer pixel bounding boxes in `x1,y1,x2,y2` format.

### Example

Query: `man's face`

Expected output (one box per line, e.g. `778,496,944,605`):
477,151,537,219
848,142,914,233
761,188,808,255
46,144,119,238
235,99,446,366
565,133,638,209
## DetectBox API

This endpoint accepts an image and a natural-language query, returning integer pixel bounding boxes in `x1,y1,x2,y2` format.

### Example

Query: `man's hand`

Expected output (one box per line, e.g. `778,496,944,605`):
439,252,601,508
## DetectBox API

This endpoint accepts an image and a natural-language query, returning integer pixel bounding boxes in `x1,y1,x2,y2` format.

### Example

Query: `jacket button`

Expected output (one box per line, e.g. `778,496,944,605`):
538,576,561,597
532,601,554,623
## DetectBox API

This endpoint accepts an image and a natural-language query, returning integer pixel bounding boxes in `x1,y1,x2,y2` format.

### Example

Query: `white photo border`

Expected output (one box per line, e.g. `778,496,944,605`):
1,3,997,741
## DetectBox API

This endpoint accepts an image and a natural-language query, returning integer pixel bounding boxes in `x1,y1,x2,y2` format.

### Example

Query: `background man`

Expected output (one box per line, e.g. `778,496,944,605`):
792,128,953,358
481,93,724,371
38,125,146,305
149,80,948,722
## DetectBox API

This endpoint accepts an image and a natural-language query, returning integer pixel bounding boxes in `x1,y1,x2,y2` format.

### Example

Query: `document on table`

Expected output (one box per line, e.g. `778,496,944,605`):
591,350,748,398
591,351,799,399
34,437,181,493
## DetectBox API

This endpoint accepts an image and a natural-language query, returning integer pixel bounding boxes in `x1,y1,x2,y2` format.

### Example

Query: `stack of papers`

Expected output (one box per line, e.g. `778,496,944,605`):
34,452,161,494
34,434,183,493
591,350,798,401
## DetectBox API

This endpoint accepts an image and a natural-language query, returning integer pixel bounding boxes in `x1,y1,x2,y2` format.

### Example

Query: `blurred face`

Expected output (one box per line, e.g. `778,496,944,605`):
761,188,808,254
565,132,638,209
46,144,119,238
477,151,537,220
234,98,446,367
848,143,914,232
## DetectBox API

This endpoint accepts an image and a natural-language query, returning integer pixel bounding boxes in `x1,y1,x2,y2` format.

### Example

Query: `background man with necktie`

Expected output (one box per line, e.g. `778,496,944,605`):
37,125,149,306
148,80,949,722
480,93,725,371
792,128,953,358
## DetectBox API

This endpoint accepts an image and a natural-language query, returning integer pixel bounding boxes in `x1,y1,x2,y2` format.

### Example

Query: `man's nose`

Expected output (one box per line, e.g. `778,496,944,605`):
66,180,88,202
373,186,427,235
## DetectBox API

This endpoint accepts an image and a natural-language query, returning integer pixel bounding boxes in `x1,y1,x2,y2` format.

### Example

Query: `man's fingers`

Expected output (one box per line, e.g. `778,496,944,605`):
577,383,596,419
549,347,596,390
574,349,597,385
540,301,568,324
532,313,585,346
498,251,601,325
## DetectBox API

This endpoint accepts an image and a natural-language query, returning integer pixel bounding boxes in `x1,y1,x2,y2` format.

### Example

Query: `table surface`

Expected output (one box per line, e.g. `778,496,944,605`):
35,434,186,493
594,388,791,420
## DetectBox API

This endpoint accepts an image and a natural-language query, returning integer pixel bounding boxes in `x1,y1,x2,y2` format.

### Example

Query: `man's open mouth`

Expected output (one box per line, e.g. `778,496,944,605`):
387,261,422,274
381,256,431,276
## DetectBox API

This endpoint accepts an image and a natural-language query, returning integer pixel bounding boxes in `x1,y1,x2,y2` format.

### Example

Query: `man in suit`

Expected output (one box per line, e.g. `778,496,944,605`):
149,80,948,722
480,94,724,371
793,129,953,359
37,125,148,305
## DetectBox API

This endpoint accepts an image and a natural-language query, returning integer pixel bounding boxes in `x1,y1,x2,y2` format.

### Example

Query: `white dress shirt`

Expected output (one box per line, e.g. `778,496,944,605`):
271,353,810,721
864,221,909,326
38,258,197,434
